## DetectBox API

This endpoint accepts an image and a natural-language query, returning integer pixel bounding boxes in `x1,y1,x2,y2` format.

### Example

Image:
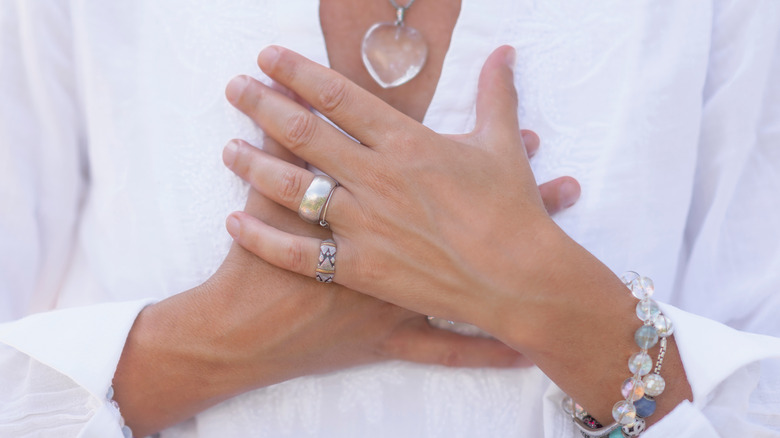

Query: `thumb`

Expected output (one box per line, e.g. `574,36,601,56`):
474,45,521,149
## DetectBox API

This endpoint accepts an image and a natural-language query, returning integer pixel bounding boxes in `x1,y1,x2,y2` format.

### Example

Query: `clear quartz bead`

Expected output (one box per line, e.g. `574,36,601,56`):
653,314,675,337
612,400,637,425
621,377,645,401
620,271,640,288
628,352,653,376
634,325,659,349
561,396,574,415
642,373,666,397
630,276,654,300
636,299,661,322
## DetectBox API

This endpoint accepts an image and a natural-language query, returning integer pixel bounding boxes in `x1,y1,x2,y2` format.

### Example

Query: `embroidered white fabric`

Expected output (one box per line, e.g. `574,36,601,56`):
1,1,780,437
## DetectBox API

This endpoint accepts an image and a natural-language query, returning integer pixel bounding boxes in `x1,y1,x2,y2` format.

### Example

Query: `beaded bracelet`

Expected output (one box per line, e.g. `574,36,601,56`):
563,273,674,437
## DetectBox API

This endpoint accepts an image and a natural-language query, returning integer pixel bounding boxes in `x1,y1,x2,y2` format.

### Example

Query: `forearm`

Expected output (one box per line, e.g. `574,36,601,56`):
113,274,248,436
112,253,309,436
486,226,693,428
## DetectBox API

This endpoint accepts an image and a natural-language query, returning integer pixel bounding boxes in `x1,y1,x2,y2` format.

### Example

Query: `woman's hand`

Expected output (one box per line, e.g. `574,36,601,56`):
222,45,692,427
222,45,574,334
113,133,543,436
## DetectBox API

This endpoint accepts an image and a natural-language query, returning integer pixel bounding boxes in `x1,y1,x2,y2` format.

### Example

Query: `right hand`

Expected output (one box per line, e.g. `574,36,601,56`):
112,102,580,438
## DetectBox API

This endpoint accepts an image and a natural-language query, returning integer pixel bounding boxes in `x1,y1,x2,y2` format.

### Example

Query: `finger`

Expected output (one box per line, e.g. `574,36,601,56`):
225,75,368,182
255,46,426,149
521,130,540,158
384,319,531,368
223,140,353,225
474,46,521,148
538,176,581,215
226,211,323,279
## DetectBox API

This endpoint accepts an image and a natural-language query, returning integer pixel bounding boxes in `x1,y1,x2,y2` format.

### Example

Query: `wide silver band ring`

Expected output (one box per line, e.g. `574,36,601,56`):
298,175,338,226
316,239,337,283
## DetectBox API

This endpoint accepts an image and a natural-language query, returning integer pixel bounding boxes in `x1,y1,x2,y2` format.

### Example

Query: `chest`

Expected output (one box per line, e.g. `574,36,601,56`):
319,0,461,121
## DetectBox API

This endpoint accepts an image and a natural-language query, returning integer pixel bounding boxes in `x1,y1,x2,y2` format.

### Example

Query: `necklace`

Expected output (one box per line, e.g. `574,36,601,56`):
361,0,428,88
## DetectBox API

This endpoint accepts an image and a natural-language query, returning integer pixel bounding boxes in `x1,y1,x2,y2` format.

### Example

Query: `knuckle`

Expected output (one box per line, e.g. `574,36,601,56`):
277,168,306,205
283,112,317,151
318,78,350,114
284,239,307,273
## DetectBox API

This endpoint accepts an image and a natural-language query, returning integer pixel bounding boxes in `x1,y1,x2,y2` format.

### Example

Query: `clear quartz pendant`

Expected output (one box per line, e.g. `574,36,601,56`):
361,7,428,88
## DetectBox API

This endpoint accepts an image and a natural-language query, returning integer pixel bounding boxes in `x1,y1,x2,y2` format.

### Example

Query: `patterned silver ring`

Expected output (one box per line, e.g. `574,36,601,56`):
298,175,338,225
315,239,337,283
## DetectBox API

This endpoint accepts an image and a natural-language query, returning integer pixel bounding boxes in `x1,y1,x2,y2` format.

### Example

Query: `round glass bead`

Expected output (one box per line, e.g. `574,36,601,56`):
643,373,666,397
634,396,657,418
628,351,653,376
621,377,645,401
622,417,647,436
612,400,637,425
636,299,661,322
608,428,624,438
654,314,675,337
630,276,654,300
621,271,640,288
634,324,659,349
561,396,574,415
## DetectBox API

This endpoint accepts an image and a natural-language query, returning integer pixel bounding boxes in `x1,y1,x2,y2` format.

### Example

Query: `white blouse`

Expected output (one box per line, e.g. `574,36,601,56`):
1,1,780,437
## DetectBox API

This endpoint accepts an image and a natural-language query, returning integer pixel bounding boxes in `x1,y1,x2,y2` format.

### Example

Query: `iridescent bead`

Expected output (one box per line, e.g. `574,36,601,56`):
622,417,647,436
628,352,652,376
620,271,640,288
574,402,587,419
643,373,666,397
630,276,654,300
634,396,657,418
636,299,660,322
634,325,659,349
612,400,637,425
621,377,645,401
654,314,675,337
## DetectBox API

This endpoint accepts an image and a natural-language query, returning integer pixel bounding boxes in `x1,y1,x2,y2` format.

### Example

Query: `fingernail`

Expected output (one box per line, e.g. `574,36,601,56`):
226,215,241,238
257,46,280,70
223,140,238,168
560,180,581,208
225,76,249,105
505,46,517,71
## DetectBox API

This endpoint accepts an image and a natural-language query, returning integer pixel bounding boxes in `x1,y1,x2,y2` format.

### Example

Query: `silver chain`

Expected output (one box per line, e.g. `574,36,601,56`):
388,0,416,25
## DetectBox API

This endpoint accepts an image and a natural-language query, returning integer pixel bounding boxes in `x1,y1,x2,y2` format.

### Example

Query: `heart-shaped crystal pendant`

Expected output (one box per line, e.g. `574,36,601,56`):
361,22,428,88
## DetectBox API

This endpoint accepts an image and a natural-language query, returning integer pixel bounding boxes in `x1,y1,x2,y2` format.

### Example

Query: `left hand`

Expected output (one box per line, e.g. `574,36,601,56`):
222,45,575,341
221,46,694,428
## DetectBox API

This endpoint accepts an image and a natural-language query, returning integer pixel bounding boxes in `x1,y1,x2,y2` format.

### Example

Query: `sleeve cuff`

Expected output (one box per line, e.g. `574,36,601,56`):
0,299,156,401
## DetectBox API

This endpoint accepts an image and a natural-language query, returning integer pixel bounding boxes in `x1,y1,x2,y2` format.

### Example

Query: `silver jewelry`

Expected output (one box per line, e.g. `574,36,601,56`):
361,0,428,88
316,239,337,283
298,175,338,225
318,183,337,228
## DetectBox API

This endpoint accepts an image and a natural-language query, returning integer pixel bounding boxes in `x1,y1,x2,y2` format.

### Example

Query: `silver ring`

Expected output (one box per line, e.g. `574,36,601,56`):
298,175,338,225
318,185,337,228
316,239,337,283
